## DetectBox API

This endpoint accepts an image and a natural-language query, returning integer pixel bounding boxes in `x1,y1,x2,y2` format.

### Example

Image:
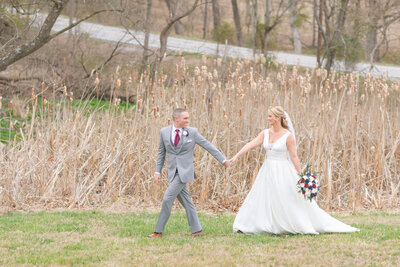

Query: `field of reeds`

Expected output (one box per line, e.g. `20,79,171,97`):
0,56,399,212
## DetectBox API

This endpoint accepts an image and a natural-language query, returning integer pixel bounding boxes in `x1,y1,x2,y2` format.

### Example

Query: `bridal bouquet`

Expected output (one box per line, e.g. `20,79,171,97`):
297,163,320,202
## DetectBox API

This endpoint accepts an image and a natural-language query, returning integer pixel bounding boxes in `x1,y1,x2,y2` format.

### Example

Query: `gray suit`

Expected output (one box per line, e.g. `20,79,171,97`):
154,126,226,233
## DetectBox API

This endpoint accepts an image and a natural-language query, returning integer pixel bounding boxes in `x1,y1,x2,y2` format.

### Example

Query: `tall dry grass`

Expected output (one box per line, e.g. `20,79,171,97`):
0,56,399,212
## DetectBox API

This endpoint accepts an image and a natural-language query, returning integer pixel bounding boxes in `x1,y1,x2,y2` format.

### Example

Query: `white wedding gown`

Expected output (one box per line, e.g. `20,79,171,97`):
233,129,359,235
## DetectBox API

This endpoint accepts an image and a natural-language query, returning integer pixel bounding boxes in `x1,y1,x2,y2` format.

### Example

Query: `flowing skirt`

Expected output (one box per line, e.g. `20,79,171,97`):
233,158,359,234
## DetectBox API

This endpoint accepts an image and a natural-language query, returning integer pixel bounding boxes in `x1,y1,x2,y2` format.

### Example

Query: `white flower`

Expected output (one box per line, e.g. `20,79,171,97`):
182,130,189,137
312,188,318,193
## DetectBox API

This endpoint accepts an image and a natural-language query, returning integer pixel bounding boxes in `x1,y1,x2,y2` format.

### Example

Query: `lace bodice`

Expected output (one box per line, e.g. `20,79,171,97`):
262,129,291,161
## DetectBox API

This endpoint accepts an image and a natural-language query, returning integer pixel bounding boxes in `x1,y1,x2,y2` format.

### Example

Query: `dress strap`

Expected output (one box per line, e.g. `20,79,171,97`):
282,131,292,143
263,129,269,147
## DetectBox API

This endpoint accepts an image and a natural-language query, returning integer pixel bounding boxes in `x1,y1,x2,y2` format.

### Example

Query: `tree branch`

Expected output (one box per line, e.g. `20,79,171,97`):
83,33,127,79
49,8,123,40
0,1,122,72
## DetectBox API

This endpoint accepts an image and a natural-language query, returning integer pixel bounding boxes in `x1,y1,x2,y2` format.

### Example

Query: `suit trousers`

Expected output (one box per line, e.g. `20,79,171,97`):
154,172,202,233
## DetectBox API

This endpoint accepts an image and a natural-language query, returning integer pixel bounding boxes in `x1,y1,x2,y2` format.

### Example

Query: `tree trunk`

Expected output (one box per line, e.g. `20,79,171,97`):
251,0,258,54
203,0,208,39
325,0,350,71
151,0,199,86
164,0,185,35
231,0,243,46
142,0,152,69
312,0,317,47
365,0,380,63
263,0,271,54
316,0,323,67
212,0,221,36
0,0,68,72
289,0,302,54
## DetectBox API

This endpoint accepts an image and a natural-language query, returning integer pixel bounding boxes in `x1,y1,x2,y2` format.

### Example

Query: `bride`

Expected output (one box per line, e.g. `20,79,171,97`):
229,106,359,235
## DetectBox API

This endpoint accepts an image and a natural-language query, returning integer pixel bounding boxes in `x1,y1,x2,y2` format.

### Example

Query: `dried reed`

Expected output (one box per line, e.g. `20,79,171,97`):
0,57,399,211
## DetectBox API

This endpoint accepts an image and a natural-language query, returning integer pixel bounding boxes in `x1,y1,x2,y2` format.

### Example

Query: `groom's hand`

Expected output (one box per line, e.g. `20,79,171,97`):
223,161,230,168
155,173,161,185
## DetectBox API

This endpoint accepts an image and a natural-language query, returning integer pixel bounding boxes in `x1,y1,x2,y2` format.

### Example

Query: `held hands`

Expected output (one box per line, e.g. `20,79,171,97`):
223,161,230,168
227,155,239,166
155,173,162,185
223,155,238,168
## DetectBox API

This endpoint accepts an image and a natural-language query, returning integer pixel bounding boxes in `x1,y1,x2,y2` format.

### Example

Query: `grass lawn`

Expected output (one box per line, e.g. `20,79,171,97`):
0,210,399,266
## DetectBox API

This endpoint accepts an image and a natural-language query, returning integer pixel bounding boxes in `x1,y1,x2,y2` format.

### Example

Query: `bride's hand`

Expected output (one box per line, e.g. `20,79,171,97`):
228,156,238,165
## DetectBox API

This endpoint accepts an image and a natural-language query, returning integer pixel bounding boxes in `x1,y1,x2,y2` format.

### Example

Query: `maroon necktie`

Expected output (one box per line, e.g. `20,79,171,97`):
174,129,180,146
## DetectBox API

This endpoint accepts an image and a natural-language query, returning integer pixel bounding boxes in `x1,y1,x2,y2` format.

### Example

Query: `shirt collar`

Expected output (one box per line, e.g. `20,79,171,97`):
172,125,182,133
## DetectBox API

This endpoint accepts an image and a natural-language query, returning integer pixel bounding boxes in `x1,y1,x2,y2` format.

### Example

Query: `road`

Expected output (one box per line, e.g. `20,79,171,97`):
50,16,400,81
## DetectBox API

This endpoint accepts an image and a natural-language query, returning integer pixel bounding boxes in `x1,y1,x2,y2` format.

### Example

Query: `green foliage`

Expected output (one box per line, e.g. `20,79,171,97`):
336,33,364,63
212,21,235,44
292,4,309,28
0,8,26,28
254,22,279,50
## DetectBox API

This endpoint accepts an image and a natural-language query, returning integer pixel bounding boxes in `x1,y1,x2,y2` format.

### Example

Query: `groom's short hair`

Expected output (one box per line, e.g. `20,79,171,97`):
173,108,187,120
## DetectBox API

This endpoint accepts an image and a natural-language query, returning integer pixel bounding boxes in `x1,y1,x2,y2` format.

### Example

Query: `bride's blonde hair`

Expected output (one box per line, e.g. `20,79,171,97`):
268,106,289,130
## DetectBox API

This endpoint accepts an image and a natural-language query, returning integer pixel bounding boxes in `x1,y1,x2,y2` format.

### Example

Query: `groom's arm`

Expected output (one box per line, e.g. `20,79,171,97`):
194,129,226,164
155,131,166,175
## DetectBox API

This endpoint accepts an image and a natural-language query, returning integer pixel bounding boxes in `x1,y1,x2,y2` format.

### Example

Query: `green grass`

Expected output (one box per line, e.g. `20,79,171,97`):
0,210,399,266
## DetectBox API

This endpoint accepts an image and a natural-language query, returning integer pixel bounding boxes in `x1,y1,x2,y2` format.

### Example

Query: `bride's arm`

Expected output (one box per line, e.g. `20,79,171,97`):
229,131,265,164
287,134,302,173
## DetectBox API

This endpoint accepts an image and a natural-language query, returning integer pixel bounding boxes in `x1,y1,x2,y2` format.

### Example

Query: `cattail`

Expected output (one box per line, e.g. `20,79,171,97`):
201,66,208,76
115,78,121,89
217,58,222,67
201,54,207,65
95,75,100,88
194,67,200,76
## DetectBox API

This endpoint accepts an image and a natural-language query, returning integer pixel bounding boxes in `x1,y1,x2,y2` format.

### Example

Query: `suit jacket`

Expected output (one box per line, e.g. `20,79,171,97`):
155,126,226,183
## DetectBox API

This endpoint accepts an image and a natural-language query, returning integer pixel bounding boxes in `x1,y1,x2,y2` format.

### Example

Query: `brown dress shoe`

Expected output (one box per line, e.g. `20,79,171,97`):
190,230,205,237
148,232,162,238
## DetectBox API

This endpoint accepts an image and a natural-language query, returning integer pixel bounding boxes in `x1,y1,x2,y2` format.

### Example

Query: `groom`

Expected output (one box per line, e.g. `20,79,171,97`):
149,108,228,238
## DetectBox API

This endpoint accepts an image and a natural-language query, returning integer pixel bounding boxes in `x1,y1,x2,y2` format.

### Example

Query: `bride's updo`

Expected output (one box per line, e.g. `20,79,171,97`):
268,106,289,130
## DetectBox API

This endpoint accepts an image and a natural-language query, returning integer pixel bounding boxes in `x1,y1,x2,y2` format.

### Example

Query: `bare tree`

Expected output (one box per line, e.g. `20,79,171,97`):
248,0,257,54
164,0,185,35
142,0,153,69
231,0,243,46
365,0,400,64
289,0,301,54
315,0,350,71
262,0,291,54
312,0,317,47
212,0,221,38
203,0,208,39
0,0,121,72
151,0,199,84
